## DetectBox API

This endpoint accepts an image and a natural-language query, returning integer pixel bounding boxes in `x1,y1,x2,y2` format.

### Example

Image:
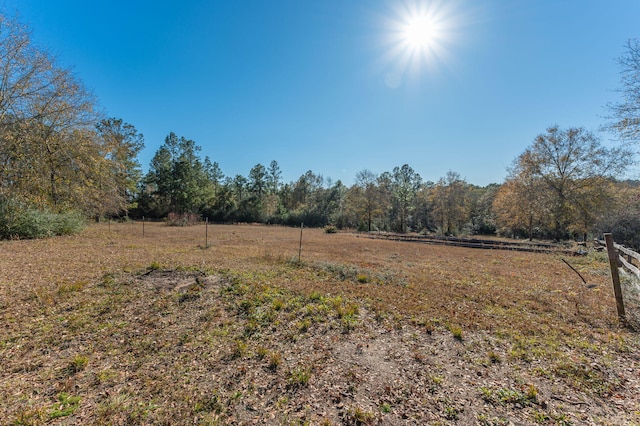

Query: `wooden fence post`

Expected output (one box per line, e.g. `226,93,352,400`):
604,233,627,325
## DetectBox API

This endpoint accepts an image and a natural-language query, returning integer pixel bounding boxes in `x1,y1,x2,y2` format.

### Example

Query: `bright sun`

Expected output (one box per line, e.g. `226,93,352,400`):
377,1,460,87
403,15,436,48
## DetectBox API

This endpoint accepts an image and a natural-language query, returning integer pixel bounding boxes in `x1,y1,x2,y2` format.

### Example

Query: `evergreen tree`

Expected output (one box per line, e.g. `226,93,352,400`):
142,132,211,216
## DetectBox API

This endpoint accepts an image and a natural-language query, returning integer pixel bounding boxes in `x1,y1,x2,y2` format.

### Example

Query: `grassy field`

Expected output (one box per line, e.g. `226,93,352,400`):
1,222,639,425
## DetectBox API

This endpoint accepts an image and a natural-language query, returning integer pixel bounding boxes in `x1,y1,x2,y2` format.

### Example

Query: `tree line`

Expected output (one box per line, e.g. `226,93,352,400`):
1,13,640,247
131,127,636,246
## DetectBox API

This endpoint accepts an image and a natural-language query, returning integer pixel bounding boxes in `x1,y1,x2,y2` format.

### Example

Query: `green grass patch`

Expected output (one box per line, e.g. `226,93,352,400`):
49,393,81,420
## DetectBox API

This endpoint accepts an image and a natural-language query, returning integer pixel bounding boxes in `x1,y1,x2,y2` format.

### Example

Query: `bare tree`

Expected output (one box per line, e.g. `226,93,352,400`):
354,169,380,232
430,171,471,236
607,39,640,144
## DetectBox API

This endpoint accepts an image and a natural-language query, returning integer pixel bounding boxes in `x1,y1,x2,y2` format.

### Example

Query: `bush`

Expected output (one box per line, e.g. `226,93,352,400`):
0,197,86,239
324,225,337,234
165,212,201,226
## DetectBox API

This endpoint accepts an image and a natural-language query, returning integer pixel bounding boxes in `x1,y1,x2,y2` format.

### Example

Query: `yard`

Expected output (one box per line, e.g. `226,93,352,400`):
1,222,638,424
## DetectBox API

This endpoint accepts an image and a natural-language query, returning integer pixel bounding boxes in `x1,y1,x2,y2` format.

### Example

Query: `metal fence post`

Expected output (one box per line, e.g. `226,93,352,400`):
298,222,303,264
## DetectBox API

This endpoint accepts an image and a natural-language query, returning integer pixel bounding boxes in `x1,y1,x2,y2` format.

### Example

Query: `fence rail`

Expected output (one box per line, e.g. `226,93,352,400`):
596,237,640,279
358,232,579,255
599,233,640,328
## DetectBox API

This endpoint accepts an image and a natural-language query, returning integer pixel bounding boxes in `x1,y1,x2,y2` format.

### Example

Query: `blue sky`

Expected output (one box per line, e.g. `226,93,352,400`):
6,1,640,186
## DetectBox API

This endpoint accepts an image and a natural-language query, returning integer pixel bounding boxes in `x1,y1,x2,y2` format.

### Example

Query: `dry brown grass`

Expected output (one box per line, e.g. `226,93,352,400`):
1,222,639,425
1,222,616,329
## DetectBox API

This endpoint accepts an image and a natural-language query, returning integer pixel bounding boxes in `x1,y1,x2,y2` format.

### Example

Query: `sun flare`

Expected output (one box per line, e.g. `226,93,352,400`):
376,1,461,87
403,15,437,49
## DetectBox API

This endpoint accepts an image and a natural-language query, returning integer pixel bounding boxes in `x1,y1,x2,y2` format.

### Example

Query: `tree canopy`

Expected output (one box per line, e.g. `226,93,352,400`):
0,14,143,222
493,126,631,240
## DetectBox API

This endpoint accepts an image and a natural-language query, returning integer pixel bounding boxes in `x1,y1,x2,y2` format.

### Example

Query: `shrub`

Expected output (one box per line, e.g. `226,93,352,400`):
0,197,86,239
324,225,337,234
165,212,201,226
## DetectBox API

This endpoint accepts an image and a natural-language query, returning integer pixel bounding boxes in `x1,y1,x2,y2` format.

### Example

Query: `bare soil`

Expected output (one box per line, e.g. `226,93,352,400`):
1,222,639,425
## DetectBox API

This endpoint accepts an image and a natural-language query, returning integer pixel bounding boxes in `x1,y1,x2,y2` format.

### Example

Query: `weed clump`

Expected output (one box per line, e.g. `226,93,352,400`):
448,324,463,341
288,366,312,388
480,385,539,407
69,355,88,374
230,340,247,359
268,352,282,371
488,350,501,364
346,406,376,425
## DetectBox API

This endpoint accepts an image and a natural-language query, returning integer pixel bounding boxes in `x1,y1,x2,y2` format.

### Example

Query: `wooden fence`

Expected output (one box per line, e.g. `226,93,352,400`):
600,233,640,328
358,232,579,255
